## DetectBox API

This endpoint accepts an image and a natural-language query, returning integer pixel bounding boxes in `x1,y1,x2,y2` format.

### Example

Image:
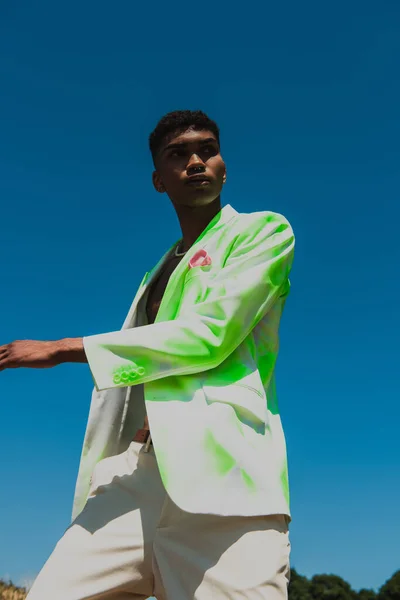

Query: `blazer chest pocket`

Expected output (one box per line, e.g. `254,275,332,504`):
202,383,267,429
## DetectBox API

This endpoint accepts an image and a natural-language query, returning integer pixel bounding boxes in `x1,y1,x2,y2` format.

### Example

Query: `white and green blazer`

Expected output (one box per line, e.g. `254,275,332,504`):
72,203,295,521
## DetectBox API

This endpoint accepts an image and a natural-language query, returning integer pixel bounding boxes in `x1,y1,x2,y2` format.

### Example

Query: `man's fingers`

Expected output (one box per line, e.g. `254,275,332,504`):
0,347,11,370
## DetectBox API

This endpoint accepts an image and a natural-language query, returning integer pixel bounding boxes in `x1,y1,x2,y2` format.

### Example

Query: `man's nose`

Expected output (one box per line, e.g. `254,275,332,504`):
187,153,206,174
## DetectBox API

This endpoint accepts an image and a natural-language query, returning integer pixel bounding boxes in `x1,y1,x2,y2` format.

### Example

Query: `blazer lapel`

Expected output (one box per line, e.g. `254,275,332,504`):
155,204,238,323
123,204,238,328
121,240,179,330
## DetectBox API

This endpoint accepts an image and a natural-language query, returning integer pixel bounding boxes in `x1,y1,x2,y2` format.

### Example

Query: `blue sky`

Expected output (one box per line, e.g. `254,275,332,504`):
0,1,399,594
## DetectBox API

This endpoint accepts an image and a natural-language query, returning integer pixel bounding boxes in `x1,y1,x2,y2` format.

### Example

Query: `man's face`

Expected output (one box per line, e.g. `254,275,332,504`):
152,128,227,207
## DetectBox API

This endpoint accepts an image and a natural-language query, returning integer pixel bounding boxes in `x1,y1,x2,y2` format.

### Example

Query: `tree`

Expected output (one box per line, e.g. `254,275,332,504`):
378,570,400,600
289,568,312,600
0,578,27,600
357,589,377,600
309,574,358,600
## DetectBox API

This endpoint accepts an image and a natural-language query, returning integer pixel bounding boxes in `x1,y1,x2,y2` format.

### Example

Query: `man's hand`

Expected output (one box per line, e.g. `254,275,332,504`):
0,338,86,371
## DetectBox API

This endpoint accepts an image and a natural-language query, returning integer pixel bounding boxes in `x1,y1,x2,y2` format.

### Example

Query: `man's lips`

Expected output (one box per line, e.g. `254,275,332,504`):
186,175,210,185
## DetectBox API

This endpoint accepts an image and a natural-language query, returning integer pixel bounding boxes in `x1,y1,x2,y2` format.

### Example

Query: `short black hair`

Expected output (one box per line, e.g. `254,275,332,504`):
149,110,220,164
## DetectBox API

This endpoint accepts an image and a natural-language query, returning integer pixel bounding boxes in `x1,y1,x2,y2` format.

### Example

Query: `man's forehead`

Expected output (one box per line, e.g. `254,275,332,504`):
161,128,218,150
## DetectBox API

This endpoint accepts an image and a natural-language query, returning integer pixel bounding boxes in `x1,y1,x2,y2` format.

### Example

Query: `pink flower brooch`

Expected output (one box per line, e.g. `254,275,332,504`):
188,249,212,269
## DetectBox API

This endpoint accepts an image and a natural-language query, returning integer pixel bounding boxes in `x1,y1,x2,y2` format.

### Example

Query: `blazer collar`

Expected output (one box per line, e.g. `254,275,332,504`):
174,202,238,254
122,203,238,328
149,203,237,283
152,203,238,322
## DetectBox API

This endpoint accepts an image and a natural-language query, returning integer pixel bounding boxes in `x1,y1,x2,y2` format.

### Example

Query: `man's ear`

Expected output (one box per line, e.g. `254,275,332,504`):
152,171,165,193
223,169,227,184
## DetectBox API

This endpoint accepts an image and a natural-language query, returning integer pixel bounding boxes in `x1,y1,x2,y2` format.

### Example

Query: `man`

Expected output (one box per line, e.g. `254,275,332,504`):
0,110,295,599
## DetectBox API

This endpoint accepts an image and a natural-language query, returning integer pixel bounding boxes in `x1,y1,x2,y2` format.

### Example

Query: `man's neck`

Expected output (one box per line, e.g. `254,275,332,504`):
175,197,222,252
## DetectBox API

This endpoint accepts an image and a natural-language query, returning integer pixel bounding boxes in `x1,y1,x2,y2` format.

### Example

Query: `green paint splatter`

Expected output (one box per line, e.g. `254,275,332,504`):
154,447,169,489
241,468,256,492
280,462,290,506
204,430,236,475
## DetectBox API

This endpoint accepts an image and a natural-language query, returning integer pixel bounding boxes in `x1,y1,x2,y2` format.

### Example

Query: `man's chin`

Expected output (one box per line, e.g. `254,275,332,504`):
181,195,219,208
178,187,221,205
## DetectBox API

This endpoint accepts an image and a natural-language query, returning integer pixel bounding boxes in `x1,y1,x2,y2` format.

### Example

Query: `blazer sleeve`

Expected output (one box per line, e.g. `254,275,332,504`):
83,212,295,391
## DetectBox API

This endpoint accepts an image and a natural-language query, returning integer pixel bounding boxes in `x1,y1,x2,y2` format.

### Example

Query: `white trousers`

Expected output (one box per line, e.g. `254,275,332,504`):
27,441,291,600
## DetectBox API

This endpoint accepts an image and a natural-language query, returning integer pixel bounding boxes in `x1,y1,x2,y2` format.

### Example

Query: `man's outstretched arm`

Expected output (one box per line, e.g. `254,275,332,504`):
0,213,294,381
0,337,86,371
83,212,294,391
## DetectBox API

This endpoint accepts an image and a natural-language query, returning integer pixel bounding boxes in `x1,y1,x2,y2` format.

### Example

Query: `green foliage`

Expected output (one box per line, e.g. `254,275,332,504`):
309,574,358,600
357,589,377,600
288,569,399,600
288,568,312,600
377,570,400,600
1,568,398,599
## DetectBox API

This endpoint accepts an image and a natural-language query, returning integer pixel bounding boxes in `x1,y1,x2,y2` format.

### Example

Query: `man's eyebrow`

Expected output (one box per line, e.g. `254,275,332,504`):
162,142,185,153
199,137,218,145
162,138,218,154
